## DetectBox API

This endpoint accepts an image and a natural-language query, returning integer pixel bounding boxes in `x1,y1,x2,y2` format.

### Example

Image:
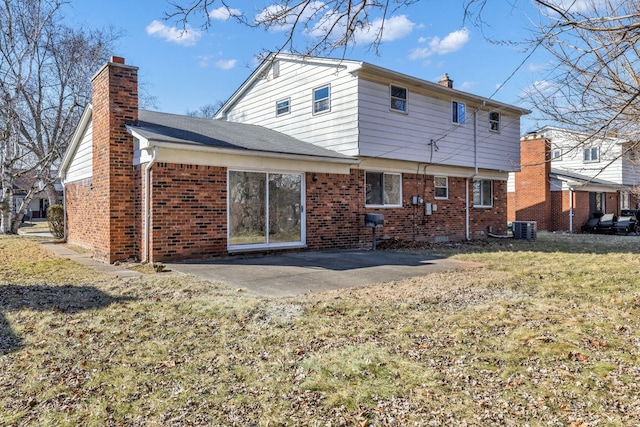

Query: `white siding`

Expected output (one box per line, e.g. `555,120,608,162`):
225,59,360,156
545,127,640,185
356,79,522,171
65,120,93,182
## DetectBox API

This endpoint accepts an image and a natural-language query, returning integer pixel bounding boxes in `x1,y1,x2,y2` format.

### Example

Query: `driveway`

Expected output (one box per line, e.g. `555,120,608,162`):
166,250,482,297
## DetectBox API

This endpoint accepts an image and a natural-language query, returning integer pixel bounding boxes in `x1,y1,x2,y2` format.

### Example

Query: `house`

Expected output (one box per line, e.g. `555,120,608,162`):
59,55,529,264
508,127,640,232
12,169,63,219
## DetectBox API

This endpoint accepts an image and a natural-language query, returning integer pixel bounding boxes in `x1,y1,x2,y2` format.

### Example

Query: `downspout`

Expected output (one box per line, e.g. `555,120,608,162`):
60,172,67,241
568,187,574,233
144,146,158,263
466,108,479,240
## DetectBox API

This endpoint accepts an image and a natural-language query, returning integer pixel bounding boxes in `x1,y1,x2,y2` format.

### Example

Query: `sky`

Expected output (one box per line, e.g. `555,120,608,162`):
66,0,550,133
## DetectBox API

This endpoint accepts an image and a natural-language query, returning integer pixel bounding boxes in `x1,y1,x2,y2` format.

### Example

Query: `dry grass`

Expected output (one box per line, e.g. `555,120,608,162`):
1,232,639,426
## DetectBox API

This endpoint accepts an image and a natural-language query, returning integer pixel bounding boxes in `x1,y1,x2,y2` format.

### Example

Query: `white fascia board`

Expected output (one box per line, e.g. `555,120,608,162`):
130,132,360,174
59,104,92,183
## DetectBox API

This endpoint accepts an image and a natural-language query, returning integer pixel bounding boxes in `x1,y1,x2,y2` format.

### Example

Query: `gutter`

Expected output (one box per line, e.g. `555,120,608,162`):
143,146,158,263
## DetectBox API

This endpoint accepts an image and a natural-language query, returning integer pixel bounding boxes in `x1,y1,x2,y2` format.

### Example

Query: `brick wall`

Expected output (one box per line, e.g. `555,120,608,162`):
145,166,509,261
90,57,139,263
512,136,552,229
64,178,95,249
149,163,228,262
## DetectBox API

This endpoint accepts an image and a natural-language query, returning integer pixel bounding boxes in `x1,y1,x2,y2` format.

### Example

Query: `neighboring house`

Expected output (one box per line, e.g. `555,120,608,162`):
508,127,640,232
59,55,529,264
12,170,62,219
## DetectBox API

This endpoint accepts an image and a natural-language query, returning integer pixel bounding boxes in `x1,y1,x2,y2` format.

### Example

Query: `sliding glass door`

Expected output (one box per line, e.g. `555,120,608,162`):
228,171,304,249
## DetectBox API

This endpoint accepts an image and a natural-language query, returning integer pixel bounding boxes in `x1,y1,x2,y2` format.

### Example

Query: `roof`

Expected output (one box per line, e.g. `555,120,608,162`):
550,168,624,190
215,53,531,119
128,110,356,162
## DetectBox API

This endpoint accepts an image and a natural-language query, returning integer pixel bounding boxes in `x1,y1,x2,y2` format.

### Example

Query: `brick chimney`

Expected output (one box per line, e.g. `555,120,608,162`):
90,56,139,263
438,73,453,88
513,134,552,230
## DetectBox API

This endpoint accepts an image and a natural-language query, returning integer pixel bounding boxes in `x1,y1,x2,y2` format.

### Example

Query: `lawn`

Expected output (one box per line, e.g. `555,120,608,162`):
1,232,639,426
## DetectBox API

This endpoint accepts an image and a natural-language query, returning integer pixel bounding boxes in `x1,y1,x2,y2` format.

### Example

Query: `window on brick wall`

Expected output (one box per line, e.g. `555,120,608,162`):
621,191,630,210
365,172,401,206
473,179,493,207
434,176,448,199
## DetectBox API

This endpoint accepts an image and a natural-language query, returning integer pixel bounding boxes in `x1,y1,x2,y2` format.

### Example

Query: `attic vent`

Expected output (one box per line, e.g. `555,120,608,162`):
273,60,280,78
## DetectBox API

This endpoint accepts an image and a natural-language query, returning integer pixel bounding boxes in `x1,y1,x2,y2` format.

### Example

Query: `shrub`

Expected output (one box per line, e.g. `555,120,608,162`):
47,204,65,239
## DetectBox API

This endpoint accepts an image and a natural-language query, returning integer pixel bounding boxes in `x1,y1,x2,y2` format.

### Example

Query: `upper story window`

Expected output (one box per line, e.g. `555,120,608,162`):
473,179,493,208
276,98,290,116
365,172,401,207
434,176,448,199
313,85,330,114
489,111,500,132
390,85,407,112
551,148,562,160
583,146,600,163
452,101,466,125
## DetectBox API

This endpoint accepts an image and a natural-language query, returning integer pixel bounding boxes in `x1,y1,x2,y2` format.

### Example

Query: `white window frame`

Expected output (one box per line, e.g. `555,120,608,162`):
390,84,408,113
434,176,449,199
313,84,330,115
621,191,630,210
452,101,466,125
489,111,500,132
365,172,402,207
473,179,493,208
583,146,600,163
276,98,290,116
551,148,562,160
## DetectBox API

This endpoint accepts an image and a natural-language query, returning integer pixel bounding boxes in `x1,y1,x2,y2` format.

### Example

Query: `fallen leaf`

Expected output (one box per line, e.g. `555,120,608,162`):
568,352,589,362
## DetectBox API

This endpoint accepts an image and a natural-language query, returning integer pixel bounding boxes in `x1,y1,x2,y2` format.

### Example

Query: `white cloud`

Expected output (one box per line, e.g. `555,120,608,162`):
520,80,555,98
215,59,238,70
544,0,617,13
255,2,325,32
198,55,212,68
146,20,201,46
209,6,241,21
409,28,469,60
459,81,477,91
352,15,415,44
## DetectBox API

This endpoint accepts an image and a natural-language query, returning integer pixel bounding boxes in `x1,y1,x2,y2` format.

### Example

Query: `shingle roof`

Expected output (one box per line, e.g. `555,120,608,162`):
127,110,355,161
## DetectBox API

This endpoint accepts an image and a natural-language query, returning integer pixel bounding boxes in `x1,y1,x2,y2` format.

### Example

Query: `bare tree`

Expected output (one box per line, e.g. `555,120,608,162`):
186,101,225,118
166,0,421,55
0,0,116,234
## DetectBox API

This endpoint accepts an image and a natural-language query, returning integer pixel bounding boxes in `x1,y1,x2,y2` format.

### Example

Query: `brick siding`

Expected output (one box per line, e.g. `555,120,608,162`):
145,167,508,262
511,136,552,229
